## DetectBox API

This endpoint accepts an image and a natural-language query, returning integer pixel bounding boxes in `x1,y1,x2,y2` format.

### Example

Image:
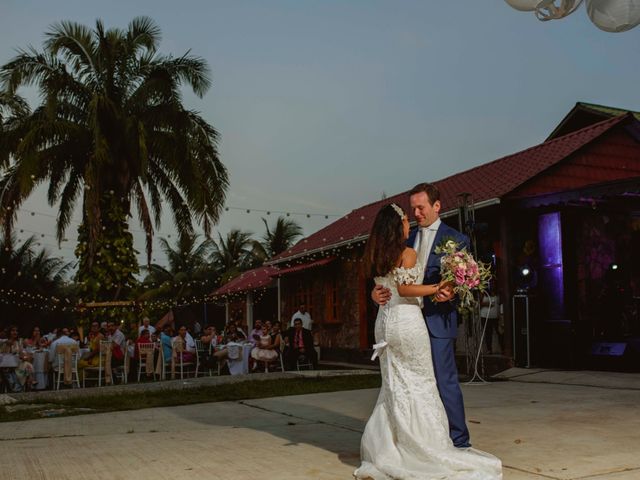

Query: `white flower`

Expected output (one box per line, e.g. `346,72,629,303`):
445,240,456,249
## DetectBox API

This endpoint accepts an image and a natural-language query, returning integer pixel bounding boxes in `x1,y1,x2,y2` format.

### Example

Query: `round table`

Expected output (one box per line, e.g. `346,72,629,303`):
217,343,253,375
31,351,49,390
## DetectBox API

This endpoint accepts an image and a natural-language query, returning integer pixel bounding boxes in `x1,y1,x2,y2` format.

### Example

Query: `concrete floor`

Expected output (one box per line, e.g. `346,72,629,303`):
0,371,639,479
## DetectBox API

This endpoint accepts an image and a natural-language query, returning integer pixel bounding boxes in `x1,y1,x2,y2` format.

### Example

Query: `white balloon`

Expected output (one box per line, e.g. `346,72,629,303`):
504,0,542,11
536,0,583,20
587,0,640,32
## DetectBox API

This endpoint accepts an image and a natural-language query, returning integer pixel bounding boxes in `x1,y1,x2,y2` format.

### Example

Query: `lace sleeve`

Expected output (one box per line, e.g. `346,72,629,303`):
392,264,422,285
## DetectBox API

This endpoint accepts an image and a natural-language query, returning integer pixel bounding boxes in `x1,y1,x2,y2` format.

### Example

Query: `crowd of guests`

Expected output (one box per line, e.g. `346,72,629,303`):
0,306,319,392
0,321,133,392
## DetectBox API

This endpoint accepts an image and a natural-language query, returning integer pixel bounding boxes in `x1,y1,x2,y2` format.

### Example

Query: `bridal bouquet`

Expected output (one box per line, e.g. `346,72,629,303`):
433,239,492,310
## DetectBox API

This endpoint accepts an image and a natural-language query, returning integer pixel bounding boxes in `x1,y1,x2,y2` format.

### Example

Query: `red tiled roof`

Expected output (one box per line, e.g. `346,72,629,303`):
269,114,631,265
211,266,279,297
271,257,334,276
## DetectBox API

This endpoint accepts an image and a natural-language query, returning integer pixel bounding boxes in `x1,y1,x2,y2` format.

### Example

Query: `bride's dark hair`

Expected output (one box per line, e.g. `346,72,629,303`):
363,204,406,278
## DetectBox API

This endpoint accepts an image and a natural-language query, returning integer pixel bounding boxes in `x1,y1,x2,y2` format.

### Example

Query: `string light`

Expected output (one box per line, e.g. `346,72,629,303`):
15,204,340,233
4,204,373,315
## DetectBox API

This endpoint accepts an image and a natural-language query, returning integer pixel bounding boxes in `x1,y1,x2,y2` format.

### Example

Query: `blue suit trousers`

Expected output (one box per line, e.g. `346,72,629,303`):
429,336,471,448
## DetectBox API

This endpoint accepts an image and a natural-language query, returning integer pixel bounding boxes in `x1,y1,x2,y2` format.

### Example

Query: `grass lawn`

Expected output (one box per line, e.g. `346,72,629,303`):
1,374,381,423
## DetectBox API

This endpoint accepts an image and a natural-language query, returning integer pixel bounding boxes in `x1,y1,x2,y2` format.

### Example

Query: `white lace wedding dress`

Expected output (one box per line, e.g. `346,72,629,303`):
354,265,502,480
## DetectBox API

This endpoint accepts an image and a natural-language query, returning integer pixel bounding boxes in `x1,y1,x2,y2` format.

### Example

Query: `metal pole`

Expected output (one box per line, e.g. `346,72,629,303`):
512,293,530,368
277,277,282,326
246,291,254,332
525,295,530,368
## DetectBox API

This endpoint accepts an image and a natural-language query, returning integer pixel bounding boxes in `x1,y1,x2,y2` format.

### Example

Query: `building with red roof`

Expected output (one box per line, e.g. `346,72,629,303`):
263,109,640,371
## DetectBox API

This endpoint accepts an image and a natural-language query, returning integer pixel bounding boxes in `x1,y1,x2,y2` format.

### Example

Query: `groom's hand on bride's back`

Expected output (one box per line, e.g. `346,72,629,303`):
372,285,391,306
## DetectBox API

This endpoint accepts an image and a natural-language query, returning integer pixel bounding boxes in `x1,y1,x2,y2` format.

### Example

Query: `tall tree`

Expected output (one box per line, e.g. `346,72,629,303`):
0,17,228,306
0,234,72,330
139,234,216,303
0,91,28,166
210,229,257,283
258,216,303,259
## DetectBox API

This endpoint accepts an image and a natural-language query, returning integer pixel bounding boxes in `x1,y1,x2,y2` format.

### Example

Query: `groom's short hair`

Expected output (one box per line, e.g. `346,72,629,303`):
409,183,440,206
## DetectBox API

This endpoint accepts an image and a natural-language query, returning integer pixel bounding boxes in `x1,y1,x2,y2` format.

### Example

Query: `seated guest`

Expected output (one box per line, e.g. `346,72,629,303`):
223,322,246,343
48,327,77,363
198,326,220,370
1,326,35,390
134,329,153,359
106,321,127,364
160,325,173,364
107,322,126,350
249,319,263,346
134,329,155,378
251,323,279,365
185,327,196,351
172,325,196,363
138,317,156,336
284,319,317,370
23,326,43,349
200,326,221,347
69,330,81,343
78,322,105,369
270,323,284,350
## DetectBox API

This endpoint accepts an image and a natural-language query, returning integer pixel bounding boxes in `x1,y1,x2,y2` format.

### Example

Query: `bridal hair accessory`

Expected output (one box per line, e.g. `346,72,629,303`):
390,203,404,219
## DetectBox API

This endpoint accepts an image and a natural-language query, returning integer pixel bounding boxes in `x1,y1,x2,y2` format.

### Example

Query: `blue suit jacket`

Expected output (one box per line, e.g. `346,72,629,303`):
407,221,469,339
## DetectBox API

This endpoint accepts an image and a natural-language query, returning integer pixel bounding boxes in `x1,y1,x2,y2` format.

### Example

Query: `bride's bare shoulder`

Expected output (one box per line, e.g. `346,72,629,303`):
400,247,417,268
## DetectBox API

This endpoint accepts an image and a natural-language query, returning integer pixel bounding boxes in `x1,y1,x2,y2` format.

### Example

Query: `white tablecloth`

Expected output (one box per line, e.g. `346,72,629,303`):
0,353,19,368
220,343,253,375
31,351,48,390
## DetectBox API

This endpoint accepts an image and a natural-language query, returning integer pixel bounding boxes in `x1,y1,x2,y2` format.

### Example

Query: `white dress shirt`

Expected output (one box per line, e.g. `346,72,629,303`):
109,329,127,352
48,335,77,363
185,332,196,352
138,324,156,335
414,218,441,306
415,218,441,277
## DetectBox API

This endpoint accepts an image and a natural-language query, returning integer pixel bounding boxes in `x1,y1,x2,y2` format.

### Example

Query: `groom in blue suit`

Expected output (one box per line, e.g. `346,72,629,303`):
373,182,471,448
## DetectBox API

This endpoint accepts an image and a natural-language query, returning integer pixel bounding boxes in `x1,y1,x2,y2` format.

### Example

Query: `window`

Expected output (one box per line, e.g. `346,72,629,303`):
324,276,340,323
286,280,313,322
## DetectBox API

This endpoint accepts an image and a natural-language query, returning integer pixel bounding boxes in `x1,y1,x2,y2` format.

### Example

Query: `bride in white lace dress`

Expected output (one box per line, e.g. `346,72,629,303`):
355,203,502,480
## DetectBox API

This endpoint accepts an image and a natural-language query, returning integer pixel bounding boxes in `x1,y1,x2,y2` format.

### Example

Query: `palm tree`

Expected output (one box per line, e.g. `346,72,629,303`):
139,234,216,302
0,91,28,168
210,229,257,283
0,17,228,304
261,216,303,258
0,234,73,330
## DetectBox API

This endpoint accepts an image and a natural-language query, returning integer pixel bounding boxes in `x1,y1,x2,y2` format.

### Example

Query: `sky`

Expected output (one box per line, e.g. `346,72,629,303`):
1,0,640,269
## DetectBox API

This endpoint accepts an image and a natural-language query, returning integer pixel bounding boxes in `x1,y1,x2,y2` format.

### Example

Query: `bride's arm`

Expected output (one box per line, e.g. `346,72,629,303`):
396,247,441,298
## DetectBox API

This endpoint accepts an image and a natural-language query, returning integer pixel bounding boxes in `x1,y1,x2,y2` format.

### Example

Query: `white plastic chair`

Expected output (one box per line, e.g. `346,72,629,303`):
137,343,157,382
194,339,210,377
172,339,197,380
54,346,80,390
113,340,131,385
83,340,112,387
296,352,314,371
